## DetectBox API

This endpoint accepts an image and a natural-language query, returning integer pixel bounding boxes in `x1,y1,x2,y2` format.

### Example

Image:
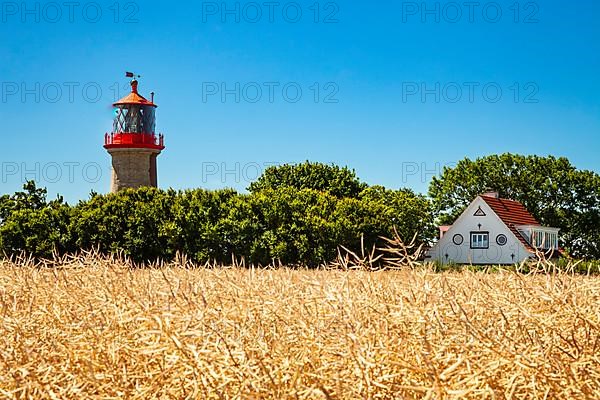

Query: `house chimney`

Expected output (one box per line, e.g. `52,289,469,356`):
439,225,450,239
482,190,499,198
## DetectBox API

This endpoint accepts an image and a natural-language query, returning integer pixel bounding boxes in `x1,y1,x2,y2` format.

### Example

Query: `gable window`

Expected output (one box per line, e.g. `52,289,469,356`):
496,234,508,246
452,234,464,245
470,232,489,249
473,206,486,216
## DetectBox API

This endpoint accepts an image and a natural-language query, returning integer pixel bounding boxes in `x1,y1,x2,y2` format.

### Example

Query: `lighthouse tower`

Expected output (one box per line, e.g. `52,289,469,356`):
104,75,165,193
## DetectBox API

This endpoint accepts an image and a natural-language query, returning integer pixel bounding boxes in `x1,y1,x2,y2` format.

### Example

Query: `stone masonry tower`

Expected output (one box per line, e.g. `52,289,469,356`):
104,74,165,193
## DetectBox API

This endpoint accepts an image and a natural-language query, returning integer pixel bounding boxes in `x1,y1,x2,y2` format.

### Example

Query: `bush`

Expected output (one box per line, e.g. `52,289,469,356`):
248,161,368,198
0,181,72,258
69,188,177,262
0,169,435,265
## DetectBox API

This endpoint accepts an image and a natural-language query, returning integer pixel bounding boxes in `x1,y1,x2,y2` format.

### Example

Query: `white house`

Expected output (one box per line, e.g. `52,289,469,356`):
426,192,560,265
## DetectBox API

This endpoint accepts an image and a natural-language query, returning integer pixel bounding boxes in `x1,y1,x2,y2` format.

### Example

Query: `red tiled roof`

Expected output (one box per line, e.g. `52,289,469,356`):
481,195,540,252
481,196,540,226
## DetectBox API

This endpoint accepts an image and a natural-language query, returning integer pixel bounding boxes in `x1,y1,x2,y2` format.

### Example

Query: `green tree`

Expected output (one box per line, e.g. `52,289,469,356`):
249,162,368,198
0,170,437,265
428,154,600,258
0,180,54,222
359,186,435,244
331,187,435,259
0,181,72,257
69,187,177,262
170,188,245,263
562,171,600,258
245,187,340,266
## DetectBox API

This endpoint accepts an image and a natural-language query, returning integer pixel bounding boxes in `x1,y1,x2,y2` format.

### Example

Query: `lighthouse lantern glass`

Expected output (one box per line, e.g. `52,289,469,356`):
112,105,156,134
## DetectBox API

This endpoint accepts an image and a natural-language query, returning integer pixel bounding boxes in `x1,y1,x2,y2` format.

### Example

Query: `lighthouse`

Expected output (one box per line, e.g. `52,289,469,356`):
104,74,165,193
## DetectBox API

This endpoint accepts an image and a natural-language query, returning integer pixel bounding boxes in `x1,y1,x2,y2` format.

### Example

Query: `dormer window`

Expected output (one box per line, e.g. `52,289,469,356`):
517,226,560,250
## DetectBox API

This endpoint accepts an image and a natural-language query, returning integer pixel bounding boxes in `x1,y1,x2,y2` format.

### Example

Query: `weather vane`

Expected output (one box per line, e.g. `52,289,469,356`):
125,71,141,79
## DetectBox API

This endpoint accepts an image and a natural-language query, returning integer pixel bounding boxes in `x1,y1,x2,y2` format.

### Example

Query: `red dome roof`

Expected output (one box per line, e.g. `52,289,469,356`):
113,80,157,107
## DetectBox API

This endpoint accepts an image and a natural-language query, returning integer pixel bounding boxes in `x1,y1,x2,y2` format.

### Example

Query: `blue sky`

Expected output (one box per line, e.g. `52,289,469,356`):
1,0,599,202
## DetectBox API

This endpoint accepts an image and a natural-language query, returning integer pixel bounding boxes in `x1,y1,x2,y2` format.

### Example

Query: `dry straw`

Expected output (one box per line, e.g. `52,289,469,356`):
0,248,599,399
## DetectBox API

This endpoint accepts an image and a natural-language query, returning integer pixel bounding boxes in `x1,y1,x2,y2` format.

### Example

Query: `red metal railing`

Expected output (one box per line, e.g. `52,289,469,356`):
104,133,164,149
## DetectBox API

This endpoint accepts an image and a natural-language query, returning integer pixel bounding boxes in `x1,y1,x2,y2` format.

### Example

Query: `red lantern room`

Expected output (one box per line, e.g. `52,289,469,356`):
104,78,164,151
104,73,165,193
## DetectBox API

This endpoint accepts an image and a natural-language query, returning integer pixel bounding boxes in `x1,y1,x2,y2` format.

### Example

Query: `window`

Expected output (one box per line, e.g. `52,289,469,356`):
113,105,156,134
532,230,559,249
496,234,508,246
470,232,489,249
452,234,464,245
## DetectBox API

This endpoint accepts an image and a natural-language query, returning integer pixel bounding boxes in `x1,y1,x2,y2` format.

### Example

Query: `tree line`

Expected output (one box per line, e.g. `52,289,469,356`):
1,154,599,264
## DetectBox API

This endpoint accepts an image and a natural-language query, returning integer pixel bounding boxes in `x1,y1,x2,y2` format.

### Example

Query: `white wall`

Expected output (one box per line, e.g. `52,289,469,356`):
426,197,531,265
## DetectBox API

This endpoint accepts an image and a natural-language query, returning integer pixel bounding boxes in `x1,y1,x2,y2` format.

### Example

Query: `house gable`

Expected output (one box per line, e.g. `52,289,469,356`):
427,196,531,265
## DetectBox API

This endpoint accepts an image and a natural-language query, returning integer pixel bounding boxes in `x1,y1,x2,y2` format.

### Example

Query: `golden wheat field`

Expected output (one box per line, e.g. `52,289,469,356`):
0,255,599,399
